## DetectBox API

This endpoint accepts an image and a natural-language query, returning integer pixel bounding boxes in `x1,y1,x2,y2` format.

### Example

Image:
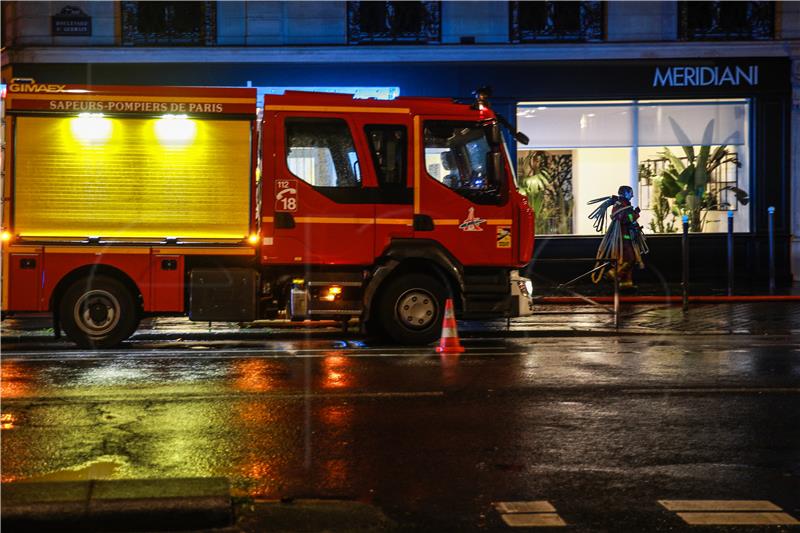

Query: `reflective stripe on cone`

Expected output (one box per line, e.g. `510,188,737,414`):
436,298,465,353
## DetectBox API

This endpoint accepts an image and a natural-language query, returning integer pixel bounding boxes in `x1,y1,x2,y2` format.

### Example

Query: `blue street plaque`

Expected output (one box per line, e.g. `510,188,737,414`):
52,5,92,36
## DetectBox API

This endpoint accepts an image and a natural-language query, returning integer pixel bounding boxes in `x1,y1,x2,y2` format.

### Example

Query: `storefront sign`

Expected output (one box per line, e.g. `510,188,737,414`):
52,6,92,36
653,65,759,88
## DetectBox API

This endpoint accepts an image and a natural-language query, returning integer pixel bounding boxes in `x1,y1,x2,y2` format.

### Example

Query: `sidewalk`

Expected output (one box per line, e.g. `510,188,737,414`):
1,478,395,533
502,301,800,336
2,301,798,344
530,278,800,299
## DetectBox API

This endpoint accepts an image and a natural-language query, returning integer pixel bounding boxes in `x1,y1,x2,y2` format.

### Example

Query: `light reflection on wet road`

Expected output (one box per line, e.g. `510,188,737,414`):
2,335,799,530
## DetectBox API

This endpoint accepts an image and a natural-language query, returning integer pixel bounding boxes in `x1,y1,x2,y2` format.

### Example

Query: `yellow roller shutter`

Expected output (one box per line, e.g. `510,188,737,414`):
13,115,251,240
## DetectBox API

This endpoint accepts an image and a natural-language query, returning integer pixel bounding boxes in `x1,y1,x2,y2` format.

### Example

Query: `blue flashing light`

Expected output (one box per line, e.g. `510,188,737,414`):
257,86,400,100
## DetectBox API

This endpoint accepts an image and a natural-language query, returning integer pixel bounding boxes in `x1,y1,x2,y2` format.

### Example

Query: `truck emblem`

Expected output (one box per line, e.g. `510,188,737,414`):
459,207,486,232
496,226,511,248
275,179,298,212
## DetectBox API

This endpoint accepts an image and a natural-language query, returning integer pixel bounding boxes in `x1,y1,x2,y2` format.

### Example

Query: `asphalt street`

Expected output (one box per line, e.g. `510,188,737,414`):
2,332,800,531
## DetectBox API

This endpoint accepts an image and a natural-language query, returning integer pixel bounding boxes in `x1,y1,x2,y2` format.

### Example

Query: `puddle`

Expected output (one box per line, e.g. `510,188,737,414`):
22,458,125,482
1,413,16,430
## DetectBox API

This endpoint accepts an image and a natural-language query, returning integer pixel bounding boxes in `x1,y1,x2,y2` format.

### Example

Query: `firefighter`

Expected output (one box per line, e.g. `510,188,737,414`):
587,185,649,289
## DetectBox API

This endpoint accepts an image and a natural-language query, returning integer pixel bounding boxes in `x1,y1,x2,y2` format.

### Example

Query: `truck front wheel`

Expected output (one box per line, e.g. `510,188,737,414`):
59,275,139,349
378,274,447,345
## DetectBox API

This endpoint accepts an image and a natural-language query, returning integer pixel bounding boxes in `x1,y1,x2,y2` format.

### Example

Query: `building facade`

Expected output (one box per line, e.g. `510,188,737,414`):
3,1,799,286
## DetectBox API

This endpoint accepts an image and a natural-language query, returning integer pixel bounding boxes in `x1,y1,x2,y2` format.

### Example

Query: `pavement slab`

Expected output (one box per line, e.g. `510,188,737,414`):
235,499,396,532
1,478,232,532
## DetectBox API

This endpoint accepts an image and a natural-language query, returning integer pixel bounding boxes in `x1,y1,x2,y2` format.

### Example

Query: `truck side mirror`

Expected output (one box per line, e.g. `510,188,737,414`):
514,131,530,145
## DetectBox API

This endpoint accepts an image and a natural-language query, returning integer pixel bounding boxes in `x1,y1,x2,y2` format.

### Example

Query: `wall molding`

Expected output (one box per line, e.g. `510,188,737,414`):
5,40,799,65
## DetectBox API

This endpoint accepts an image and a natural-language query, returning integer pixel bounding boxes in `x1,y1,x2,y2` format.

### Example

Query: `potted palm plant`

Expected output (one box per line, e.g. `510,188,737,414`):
656,118,748,232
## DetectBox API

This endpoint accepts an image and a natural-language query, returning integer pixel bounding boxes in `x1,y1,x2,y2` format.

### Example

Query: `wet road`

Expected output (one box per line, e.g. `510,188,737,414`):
2,334,800,531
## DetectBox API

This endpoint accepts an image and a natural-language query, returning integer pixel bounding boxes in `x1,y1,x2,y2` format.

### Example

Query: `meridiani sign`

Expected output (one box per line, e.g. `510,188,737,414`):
653,65,759,88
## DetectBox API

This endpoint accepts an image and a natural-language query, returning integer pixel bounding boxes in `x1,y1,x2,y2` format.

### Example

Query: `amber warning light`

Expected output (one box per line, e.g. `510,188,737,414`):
321,286,343,302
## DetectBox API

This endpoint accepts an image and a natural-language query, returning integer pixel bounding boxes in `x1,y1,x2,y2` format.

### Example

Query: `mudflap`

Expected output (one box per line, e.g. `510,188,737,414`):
510,270,534,317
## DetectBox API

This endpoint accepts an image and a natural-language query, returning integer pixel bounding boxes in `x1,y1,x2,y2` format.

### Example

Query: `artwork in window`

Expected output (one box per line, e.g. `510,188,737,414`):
518,150,574,235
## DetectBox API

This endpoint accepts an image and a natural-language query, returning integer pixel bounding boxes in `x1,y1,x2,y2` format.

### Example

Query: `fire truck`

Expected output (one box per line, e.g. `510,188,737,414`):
1,81,534,348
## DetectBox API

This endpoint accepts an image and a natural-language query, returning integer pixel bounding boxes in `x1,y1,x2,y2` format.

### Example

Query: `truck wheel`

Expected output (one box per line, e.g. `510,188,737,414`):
378,274,446,345
59,275,139,349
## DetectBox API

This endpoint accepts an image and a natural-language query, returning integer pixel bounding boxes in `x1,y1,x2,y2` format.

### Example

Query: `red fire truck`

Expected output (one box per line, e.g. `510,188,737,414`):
1,81,534,347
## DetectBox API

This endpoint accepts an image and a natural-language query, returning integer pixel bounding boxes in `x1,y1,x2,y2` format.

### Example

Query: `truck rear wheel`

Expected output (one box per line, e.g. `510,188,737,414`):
59,275,139,349
378,274,446,345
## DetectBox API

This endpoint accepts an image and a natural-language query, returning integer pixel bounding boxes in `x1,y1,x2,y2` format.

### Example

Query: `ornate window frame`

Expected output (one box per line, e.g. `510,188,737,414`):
121,1,216,46
510,1,604,44
678,1,774,41
347,1,441,45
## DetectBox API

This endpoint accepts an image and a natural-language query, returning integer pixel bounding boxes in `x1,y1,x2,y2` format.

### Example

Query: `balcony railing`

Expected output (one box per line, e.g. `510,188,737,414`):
121,1,216,46
347,1,441,45
510,1,603,43
679,1,774,41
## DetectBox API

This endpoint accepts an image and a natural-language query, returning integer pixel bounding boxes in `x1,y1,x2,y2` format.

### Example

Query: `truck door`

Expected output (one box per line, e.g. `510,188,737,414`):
415,118,514,266
359,120,414,253
266,114,375,265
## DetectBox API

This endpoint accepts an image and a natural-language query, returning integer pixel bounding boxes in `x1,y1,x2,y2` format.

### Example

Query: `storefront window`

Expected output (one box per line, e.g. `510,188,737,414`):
516,99,750,235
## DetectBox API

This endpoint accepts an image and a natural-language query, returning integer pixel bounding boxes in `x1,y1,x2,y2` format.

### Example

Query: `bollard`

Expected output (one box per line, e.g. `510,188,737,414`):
727,210,734,296
682,215,689,312
768,206,775,294
613,259,620,329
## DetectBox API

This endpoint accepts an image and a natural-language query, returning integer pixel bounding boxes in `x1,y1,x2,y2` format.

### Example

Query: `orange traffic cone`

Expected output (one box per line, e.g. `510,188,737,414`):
436,298,465,353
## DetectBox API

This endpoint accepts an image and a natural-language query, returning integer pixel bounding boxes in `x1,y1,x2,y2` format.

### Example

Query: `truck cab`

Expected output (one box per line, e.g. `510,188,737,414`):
258,91,534,344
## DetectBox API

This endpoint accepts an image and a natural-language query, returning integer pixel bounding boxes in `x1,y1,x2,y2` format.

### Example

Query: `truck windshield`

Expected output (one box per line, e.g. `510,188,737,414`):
424,121,503,203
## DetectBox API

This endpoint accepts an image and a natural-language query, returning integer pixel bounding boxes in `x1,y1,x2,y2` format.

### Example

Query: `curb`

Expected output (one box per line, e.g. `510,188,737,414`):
237,499,396,532
1,478,232,532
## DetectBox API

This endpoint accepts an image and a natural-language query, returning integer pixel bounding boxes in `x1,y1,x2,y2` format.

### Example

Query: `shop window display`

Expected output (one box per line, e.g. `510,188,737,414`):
516,100,750,235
